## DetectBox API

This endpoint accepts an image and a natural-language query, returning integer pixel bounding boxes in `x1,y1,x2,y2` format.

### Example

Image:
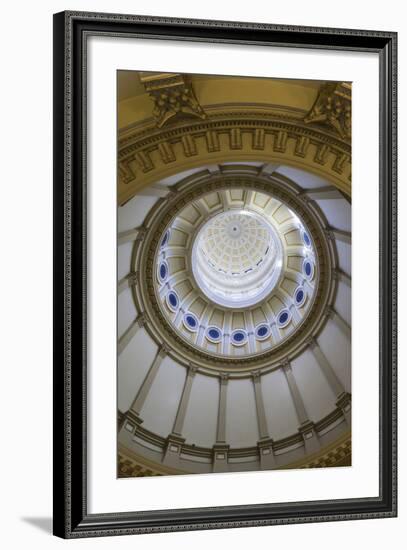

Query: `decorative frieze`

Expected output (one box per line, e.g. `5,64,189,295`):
314,143,330,165
294,135,310,157
253,128,265,150
135,150,154,172
118,117,351,204
205,129,220,152
273,130,288,153
332,151,349,175
158,142,175,163
181,134,197,157
300,438,351,469
118,453,161,478
230,128,242,150
119,160,136,185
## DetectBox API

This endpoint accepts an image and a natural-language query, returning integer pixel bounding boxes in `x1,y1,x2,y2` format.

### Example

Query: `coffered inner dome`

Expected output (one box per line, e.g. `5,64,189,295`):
192,210,283,308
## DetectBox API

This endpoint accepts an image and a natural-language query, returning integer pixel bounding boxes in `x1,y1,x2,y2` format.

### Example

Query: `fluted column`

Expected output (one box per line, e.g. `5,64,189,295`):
282,362,308,425
252,370,276,469
163,363,198,468
308,338,345,398
172,364,197,436
252,371,269,440
282,362,320,454
129,345,168,416
118,313,145,356
216,373,228,443
213,373,229,472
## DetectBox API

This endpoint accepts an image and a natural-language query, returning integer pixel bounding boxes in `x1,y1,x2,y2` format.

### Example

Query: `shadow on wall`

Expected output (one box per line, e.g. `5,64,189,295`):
21,517,52,535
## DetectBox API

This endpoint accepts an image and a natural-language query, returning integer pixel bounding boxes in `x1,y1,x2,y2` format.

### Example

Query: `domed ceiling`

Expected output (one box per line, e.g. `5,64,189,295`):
153,182,319,361
117,72,352,477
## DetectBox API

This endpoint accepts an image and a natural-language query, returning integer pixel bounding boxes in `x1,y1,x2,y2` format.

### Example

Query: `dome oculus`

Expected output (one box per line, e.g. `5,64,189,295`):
192,210,284,309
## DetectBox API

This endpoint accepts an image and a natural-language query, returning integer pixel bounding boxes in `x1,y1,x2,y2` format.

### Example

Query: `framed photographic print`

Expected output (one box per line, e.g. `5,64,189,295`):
53,11,397,538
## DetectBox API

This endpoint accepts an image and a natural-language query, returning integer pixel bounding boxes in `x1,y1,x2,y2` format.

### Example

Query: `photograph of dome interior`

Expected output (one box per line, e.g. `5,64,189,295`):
117,71,351,477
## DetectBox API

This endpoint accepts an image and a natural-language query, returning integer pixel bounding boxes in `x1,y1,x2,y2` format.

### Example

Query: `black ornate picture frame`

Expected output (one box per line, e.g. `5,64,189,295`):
53,11,397,538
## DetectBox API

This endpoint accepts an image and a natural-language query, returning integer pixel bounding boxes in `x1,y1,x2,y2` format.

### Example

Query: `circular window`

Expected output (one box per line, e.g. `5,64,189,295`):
302,230,312,247
277,309,291,328
231,329,248,346
157,260,169,283
255,324,271,341
166,291,179,312
303,259,314,280
295,286,306,307
206,326,222,343
160,229,170,248
183,312,199,332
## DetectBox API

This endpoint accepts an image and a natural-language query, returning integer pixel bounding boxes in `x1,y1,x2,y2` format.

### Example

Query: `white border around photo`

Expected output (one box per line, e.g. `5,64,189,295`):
87,35,379,514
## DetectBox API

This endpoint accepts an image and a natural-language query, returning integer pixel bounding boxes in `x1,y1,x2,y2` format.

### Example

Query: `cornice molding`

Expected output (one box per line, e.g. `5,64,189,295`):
118,419,351,477
118,111,351,205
